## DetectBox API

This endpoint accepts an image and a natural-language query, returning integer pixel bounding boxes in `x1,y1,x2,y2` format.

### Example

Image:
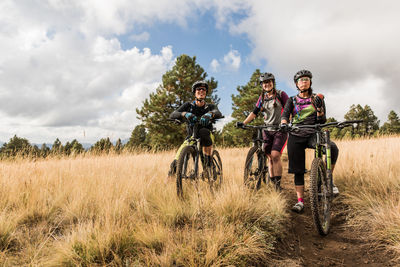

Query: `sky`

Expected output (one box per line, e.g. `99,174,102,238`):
0,0,399,144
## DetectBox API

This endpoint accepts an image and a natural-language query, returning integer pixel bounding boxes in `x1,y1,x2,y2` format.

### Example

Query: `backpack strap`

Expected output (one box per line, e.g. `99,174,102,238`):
291,96,301,120
310,93,317,110
275,89,283,105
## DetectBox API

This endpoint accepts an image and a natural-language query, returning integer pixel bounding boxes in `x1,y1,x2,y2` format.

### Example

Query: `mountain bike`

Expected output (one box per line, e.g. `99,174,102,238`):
169,119,223,198
237,124,279,190
287,120,363,235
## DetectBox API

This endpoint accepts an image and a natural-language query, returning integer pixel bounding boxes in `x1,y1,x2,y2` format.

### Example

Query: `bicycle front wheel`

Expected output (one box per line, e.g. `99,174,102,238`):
244,146,265,190
310,157,330,236
210,150,223,190
176,146,197,198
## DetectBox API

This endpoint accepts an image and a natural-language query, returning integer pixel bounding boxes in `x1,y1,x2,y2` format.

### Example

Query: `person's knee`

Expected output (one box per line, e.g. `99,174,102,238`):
331,142,339,164
270,152,281,163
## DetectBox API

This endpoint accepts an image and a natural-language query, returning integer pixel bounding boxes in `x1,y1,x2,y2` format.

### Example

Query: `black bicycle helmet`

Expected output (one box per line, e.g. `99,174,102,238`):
259,72,275,84
294,69,312,83
191,80,209,94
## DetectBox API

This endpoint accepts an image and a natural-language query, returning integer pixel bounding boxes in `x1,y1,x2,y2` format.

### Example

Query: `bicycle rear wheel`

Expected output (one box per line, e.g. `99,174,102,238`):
310,157,331,236
209,150,223,191
176,146,196,198
244,146,265,190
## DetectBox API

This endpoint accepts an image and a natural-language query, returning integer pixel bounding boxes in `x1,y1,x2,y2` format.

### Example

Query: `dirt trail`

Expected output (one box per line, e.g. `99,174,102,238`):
272,174,398,267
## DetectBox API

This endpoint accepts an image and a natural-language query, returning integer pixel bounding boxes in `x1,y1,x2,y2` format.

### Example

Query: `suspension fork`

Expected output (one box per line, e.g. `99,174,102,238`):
324,130,333,196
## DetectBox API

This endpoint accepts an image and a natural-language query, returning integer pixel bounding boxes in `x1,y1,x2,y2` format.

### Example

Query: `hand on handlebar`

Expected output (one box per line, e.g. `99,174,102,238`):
280,123,289,132
200,113,212,126
235,121,245,128
185,112,198,124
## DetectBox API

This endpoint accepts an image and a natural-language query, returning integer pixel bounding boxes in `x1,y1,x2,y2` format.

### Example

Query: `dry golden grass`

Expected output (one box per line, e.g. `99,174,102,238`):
0,149,288,266
1,136,399,265
328,136,400,257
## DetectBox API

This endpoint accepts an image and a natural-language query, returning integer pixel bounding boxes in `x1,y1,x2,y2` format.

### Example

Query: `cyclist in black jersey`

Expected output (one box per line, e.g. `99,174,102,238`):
168,80,222,176
281,70,339,213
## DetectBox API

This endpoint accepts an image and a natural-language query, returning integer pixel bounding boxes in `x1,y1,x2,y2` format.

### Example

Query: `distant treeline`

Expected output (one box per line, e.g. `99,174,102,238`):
2,54,399,159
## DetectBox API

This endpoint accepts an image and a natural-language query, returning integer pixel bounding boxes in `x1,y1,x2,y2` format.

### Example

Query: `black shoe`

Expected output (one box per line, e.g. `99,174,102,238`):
168,160,177,176
274,181,282,192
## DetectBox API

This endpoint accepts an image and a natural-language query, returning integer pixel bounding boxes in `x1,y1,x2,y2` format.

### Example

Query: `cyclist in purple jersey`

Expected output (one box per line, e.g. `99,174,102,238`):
236,72,289,191
281,70,339,213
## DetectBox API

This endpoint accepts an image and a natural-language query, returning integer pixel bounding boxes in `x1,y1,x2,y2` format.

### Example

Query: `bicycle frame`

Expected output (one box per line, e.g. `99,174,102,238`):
314,128,333,198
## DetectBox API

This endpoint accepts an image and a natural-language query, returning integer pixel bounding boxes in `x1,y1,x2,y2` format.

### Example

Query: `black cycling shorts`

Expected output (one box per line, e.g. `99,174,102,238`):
287,133,339,174
198,128,213,147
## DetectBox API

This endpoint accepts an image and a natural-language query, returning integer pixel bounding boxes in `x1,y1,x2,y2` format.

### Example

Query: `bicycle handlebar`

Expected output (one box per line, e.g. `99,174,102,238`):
237,124,280,131
288,120,364,131
167,116,225,125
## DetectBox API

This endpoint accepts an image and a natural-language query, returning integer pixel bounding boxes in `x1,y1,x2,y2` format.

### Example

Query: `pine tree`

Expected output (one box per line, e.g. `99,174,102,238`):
51,138,63,155
136,54,219,150
126,124,148,150
344,104,379,136
0,135,32,158
380,110,400,134
114,138,122,153
221,69,264,147
71,139,84,155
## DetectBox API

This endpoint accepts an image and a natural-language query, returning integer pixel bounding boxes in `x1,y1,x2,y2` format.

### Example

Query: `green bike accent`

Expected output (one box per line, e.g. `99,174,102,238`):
174,139,190,160
174,132,214,161
326,148,331,170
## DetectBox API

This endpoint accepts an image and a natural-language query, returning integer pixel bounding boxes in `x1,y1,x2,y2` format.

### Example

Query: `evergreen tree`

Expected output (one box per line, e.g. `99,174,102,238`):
344,104,379,136
380,110,400,134
51,138,63,155
114,138,122,153
136,54,219,150
0,135,32,158
71,139,84,155
221,69,264,147
64,141,72,155
91,137,113,154
126,124,148,150
40,143,50,158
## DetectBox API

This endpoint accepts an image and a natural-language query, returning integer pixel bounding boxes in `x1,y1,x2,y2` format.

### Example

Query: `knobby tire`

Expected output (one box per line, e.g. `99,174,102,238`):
244,146,265,191
310,157,331,236
210,150,223,191
176,146,196,198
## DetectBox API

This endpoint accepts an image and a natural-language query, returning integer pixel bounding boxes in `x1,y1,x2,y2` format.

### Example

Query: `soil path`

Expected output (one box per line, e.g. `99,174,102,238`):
272,173,398,267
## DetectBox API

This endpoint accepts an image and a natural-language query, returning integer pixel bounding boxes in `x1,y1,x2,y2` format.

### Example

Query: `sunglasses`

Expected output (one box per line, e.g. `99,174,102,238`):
298,77,311,82
262,80,273,84
196,87,207,91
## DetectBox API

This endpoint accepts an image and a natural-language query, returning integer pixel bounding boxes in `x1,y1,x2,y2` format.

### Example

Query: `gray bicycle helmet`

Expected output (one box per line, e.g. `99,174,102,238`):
191,80,209,94
294,69,312,83
259,72,275,84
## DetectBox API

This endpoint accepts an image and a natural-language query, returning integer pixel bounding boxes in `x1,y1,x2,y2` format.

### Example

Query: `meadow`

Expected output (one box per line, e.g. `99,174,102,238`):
0,136,399,265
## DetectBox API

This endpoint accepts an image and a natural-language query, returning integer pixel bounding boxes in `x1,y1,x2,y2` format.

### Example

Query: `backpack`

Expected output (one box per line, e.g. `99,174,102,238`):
258,89,284,110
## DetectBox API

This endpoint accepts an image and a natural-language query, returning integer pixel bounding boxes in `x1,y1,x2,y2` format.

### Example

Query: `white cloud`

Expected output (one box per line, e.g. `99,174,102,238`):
223,49,241,71
0,0,182,143
210,48,241,73
129,32,150,42
220,0,400,122
210,59,220,72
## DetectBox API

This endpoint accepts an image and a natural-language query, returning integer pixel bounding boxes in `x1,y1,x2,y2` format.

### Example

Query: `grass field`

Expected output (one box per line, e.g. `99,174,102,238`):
0,149,287,266
331,136,400,258
0,136,399,265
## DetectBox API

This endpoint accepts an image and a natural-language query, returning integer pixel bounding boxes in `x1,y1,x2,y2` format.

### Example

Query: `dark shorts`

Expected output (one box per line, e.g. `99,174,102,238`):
287,133,339,174
198,128,213,147
262,130,288,154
